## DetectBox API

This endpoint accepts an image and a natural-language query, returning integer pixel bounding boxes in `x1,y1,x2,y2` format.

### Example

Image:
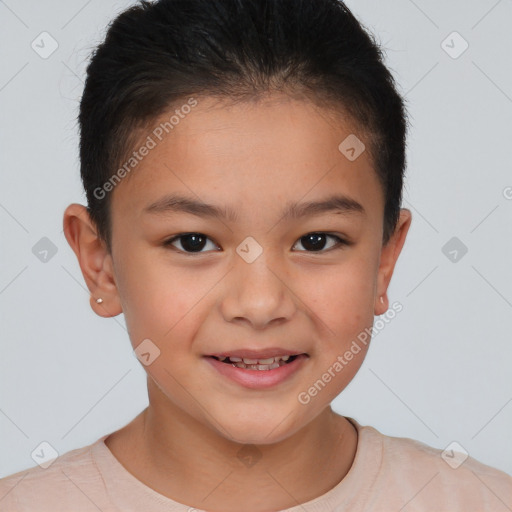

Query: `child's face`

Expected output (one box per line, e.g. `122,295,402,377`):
99,94,409,444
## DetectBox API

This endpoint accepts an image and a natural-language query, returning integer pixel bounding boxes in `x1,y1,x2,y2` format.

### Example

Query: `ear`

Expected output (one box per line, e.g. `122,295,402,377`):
374,208,412,316
62,204,122,318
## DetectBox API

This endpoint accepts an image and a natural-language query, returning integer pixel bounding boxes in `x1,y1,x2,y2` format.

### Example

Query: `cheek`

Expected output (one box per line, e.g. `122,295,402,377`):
114,250,204,347
302,255,377,331
116,253,234,364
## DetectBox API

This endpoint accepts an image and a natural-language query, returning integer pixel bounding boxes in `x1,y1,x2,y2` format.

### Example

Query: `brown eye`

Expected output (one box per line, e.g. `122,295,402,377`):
163,232,348,255
293,233,347,252
164,233,219,253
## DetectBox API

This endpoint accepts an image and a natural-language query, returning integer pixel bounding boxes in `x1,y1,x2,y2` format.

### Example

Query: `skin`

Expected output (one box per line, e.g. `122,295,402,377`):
63,92,411,512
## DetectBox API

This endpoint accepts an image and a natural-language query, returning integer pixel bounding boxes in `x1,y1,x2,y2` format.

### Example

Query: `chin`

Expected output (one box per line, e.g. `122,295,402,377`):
212,410,304,446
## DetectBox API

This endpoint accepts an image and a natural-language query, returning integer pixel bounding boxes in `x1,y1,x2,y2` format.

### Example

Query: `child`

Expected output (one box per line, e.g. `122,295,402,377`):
1,0,511,510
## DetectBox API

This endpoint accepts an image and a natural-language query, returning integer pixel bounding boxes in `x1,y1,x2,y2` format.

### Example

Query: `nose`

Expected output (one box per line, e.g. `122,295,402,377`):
220,251,297,330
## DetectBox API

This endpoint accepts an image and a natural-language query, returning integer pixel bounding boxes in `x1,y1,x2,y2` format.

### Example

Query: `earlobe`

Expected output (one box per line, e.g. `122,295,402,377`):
374,208,412,316
63,203,123,318
374,294,388,316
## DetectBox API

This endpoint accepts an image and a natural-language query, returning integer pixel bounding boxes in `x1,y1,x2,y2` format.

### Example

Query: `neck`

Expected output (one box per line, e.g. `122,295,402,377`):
105,380,358,512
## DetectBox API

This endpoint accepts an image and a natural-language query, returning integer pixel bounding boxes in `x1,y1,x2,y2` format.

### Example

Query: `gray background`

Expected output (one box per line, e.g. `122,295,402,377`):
1,0,511,479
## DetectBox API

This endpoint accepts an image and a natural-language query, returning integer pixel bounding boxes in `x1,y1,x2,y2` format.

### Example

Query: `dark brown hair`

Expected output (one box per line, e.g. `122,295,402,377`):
78,0,408,251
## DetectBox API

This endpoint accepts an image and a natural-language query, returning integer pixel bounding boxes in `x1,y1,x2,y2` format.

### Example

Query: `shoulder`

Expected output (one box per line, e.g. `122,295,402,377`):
357,423,512,511
0,438,114,512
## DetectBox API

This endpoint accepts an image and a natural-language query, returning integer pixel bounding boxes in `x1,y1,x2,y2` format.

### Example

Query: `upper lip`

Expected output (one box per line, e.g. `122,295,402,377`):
206,348,307,359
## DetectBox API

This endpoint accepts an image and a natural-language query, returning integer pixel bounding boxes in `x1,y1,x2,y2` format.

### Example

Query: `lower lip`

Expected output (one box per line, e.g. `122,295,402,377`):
204,355,308,389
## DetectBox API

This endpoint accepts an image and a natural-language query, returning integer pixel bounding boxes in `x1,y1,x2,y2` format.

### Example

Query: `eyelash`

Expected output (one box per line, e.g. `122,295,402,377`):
162,232,350,255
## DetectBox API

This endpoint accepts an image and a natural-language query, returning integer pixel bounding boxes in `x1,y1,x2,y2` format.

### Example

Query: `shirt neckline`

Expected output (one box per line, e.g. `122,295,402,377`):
92,417,383,511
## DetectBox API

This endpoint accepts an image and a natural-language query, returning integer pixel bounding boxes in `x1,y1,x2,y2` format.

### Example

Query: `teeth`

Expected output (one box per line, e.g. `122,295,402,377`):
214,354,297,370
242,358,259,365
238,356,294,365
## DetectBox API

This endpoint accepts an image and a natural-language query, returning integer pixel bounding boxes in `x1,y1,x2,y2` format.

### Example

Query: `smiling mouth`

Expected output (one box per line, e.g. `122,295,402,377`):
209,354,300,371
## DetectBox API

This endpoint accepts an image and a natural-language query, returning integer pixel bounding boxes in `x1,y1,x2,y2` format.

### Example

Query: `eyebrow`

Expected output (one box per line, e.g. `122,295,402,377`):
144,193,365,222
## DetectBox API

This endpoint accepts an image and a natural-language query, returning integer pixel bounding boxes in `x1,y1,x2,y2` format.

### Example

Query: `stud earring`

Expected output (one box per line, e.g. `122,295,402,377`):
95,297,103,304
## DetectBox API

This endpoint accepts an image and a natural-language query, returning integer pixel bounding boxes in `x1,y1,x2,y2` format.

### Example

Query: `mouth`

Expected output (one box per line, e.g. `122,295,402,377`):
208,354,301,371
204,351,309,389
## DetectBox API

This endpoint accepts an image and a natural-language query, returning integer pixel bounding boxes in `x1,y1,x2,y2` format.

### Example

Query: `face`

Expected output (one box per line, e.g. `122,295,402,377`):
101,93,406,444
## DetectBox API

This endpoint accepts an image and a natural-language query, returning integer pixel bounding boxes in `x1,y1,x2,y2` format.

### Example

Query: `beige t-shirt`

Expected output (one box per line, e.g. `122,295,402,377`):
1,419,511,511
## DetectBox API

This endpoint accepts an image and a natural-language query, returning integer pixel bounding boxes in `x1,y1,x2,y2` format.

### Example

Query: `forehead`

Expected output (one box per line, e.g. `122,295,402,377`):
110,94,383,225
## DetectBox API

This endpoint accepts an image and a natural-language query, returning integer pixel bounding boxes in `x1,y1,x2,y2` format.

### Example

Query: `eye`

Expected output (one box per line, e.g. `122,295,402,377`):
164,233,219,254
163,232,349,255
292,233,348,252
